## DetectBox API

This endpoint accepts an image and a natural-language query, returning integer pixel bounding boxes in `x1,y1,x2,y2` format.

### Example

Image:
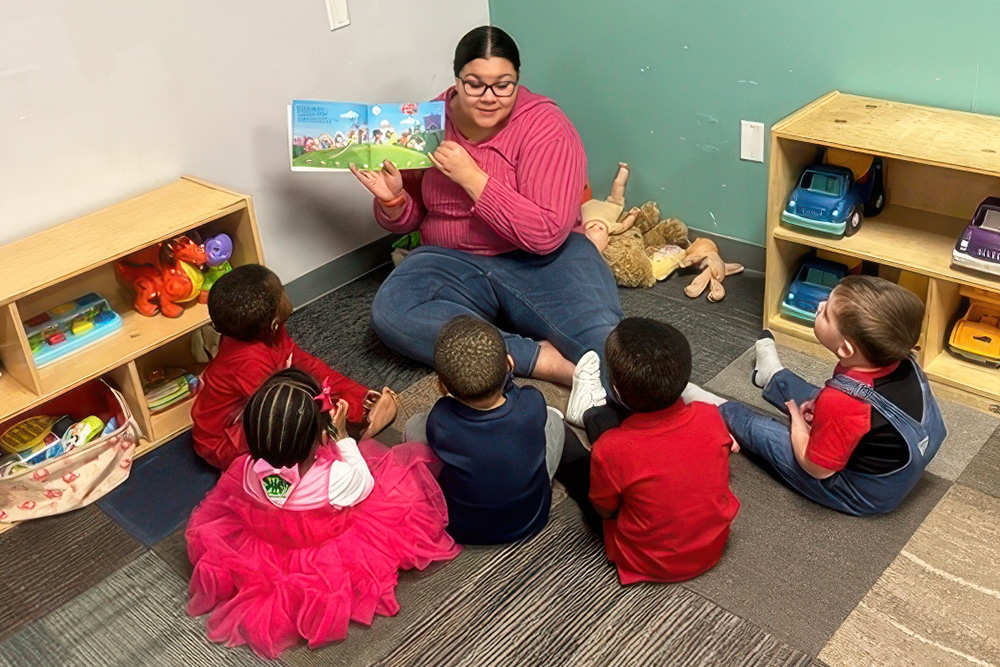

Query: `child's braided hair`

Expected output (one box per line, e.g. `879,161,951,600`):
242,368,331,469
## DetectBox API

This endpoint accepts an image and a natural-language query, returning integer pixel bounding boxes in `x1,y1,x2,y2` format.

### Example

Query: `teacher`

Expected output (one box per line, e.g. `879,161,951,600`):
352,26,623,425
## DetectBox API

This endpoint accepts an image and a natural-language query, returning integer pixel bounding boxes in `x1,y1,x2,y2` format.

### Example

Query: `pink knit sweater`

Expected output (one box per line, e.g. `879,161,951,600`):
372,86,587,255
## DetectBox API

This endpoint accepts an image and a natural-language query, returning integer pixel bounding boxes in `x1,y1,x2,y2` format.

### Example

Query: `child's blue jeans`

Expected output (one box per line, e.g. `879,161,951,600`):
719,360,944,516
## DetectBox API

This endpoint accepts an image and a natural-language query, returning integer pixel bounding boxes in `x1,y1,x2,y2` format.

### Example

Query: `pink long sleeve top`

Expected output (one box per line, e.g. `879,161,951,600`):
372,86,587,256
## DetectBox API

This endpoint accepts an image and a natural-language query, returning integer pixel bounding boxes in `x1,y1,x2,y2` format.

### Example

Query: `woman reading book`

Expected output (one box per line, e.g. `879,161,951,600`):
351,25,621,425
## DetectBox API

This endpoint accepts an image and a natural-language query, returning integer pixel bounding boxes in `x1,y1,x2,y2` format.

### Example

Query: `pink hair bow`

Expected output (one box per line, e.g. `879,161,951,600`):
314,376,337,412
253,458,302,507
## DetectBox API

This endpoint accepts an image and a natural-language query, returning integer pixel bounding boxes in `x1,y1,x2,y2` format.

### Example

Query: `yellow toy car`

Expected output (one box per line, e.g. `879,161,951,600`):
949,290,1000,367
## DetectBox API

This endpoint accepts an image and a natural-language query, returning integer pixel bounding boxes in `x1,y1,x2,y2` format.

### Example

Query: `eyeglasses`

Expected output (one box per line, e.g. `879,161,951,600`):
460,78,518,98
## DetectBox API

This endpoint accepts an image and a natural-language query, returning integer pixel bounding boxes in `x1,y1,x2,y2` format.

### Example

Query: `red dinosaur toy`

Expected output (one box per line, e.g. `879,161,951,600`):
115,236,208,318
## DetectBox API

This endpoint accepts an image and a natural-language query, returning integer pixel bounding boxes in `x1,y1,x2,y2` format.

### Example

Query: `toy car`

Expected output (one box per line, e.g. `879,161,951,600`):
948,290,1000,367
781,155,885,237
952,197,1000,277
780,257,848,324
824,148,886,217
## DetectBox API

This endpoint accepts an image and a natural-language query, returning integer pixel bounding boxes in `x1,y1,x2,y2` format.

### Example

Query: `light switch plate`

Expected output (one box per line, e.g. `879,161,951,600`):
740,120,765,162
326,0,350,30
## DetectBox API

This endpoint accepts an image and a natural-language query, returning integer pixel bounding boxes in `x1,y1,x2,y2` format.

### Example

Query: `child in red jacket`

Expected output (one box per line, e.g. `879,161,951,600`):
191,264,397,470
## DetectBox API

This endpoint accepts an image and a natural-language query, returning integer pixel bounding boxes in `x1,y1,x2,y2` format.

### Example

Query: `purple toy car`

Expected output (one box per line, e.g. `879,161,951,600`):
953,197,1000,277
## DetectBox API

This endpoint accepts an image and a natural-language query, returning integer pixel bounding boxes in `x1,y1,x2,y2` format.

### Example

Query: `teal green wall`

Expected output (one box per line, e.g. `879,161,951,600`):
489,1,1000,247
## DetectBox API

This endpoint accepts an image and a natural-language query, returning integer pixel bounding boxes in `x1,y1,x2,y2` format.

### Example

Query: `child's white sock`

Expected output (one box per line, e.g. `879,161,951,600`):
681,382,727,406
752,330,783,389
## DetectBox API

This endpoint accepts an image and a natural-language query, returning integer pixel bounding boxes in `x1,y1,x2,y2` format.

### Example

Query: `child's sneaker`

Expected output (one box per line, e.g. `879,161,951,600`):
565,351,607,427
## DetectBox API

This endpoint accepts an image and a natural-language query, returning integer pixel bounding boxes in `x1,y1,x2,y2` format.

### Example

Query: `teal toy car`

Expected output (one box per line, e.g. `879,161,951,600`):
782,165,864,237
782,157,884,237
780,258,848,324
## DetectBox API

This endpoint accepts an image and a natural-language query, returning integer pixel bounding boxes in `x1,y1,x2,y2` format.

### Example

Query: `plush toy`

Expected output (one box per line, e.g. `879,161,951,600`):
677,237,745,302
583,166,690,288
632,201,690,250
198,233,234,303
596,207,656,287
115,236,208,318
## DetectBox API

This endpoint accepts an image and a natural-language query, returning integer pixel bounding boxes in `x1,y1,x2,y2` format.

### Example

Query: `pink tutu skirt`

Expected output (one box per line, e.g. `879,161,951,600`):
186,440,460,659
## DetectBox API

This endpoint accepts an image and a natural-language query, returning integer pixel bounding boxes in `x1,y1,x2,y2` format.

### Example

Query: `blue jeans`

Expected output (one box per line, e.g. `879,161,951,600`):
719,362,944,516
371,233,624,393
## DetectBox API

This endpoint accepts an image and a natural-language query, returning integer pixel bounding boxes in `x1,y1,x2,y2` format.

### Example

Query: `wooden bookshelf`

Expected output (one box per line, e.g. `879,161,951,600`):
766,92,1000,402
0,177,264,533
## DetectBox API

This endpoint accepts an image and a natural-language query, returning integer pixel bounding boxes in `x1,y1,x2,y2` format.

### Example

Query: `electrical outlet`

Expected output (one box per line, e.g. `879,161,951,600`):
326,0,350,30
740,120,765,162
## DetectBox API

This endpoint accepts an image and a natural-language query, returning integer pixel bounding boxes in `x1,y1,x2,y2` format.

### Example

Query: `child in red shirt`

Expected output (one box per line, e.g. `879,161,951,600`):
705,275,946,515
557,317,740,584
191,264,397,470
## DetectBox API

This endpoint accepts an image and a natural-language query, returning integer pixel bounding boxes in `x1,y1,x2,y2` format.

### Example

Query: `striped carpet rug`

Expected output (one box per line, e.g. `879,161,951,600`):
284,493,811,667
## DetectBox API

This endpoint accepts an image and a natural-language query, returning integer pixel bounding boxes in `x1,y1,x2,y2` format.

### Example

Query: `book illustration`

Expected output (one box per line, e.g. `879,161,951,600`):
290,100,445,171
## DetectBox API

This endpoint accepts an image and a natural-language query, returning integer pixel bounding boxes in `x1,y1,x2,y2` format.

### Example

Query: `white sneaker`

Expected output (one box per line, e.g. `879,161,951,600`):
565,350,607,427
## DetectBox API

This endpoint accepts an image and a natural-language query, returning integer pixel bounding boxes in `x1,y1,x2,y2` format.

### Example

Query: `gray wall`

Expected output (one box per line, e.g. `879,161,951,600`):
0,1,489,283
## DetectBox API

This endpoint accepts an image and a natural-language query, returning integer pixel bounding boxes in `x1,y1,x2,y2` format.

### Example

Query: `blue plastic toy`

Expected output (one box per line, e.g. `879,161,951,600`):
782,157,884,237
23,293,123,367
780,257,849,324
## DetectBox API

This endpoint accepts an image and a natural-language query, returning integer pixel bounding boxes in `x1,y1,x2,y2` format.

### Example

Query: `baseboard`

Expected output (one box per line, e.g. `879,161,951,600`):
284,229,765,310
285,235,396,310
687,227,766,274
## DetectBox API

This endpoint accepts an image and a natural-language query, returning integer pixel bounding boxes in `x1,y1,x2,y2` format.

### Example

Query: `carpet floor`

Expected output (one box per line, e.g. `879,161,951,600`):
2,265,999,666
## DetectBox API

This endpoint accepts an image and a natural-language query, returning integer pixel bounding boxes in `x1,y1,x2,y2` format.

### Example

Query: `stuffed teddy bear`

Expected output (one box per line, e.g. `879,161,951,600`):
596,207,656,287
583,166,690,288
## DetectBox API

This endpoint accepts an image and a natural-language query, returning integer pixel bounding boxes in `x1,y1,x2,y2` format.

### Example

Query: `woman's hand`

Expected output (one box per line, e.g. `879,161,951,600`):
363,387,398,438
429,141,488,199
350,160,404,204
328,398,350,441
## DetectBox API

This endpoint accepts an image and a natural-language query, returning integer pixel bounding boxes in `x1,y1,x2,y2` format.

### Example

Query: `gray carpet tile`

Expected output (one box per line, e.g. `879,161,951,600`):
0,506,145,642
0,552,269,667
705,345,1000,482
685,453,950,655
281,503,592,667
819,485,1000,667
286,496,809,667
152,526,193,582
286,267,432,394
619,270,765,384
957,424,1000,500
693,346,959,654
394,374,442,427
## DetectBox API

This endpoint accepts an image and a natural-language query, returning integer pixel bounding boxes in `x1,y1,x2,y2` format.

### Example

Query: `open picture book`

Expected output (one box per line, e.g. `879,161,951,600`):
289,99,446,171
